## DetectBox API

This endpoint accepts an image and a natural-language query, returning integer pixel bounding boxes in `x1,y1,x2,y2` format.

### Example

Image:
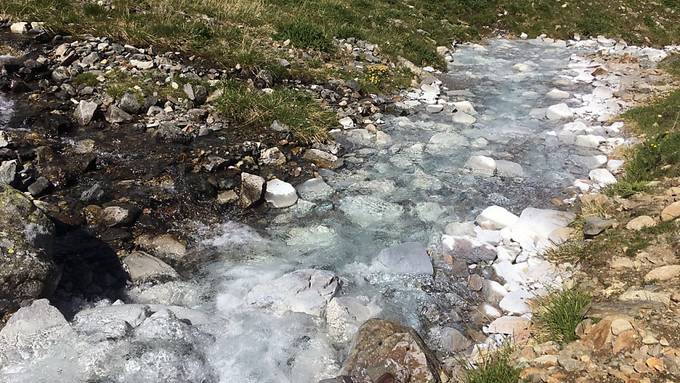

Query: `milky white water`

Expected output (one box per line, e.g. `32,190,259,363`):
0,38,674,383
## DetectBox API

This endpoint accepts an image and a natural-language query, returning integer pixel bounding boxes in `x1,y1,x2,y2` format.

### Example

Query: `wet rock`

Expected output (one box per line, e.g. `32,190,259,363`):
341,319,441,383
452,110,476,125
439,327,472,352
74,100,98,126
644,265,680,282
661,201,680,222
296,177,334,201
426,132,469,155
426,104,443,113
452,100,476,114
217,190,238,205
119,92,142,114
100,205,141,227
245,269,339,317
371,242,433,275
80,183,105,203
583,216,615,237
339,195,403,228
626,215,656,231
465,155,496,176
136,234,187,263
441,235,497,263
304,149,343,169
123,251,180,284
326,296,381,343
0,185,58,310
546,103,573,120
476,205,519,230
546,88,570,99
105,104,133,124
259,147,286,166
239,172,265,208
495,160,524,177
265,179,298,208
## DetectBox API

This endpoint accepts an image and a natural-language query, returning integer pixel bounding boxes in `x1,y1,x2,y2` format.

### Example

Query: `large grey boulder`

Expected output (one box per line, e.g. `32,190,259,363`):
341,319,441,383
0,185,58,311
122,251,179,284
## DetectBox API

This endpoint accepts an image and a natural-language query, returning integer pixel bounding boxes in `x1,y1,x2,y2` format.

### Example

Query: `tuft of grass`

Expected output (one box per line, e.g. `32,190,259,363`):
213,81,334,142
73,72,99,87
603,180,649,198
463,345,522,383
276,20,333,52
533,288,591,344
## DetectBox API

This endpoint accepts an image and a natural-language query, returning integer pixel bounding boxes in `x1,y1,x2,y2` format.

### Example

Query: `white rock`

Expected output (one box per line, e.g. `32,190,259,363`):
479,303,502,319
465,155,496,176
546,89,570,99
513,63,530,72
74,100,98,126
485,316,530,335
246,269,339,317
10,22,29,34
452,111,477,125
499,289,532,315
575,134,606,148
453,101,477,115
495,160,524,177
520,33,528,40
607,159,624,173
123,251,179,284
339,116,355,129
371,242,433,275
265,179,298,208
426,104,444,113
476,206,519,230
593,86,614,99
589,168,617,187
130,59,154,70
546,103,573,120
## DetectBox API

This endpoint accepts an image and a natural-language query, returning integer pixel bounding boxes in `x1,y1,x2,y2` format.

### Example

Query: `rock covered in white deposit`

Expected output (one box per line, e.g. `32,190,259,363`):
265,179,298,208
465,155,496,176
546,103,573,120
476,206,519,230
371,242,433,275
589,168,617,187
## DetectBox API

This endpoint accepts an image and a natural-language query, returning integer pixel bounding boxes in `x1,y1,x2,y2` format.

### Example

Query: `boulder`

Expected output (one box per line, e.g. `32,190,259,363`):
118,92,142,114
265,179,298,208
123,251,179,284
239,172,265,208
452,111,476,125
0,185,58,311
245,269,339,317
74,100,98,126
341,319,441,383
644,265,680,282
626,216,656,231
371,242,433,275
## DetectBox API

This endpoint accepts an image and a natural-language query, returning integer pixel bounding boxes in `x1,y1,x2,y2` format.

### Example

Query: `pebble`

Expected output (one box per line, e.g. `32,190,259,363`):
660,201,680,221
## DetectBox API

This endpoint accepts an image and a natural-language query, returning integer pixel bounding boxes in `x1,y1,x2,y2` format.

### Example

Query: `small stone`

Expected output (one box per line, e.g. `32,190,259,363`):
495,160,524,177
119,92,141,114
476,205,519,230
546,89,570,99
264,179,298,208
468,274,484,291
105,104,133,124
10,22,29,34
100,205,140,227
426,104,444,113
259,147,286,166
130,59,154,70
0,131,9,148
583,216,615,237
452,111,476,125
485,316,530,336
465,155,496,176
646,357,665,372
533,355,558,367
441,327,472,352
239,172,265,208
610,318,633,335
644,265,680,282
589,168,617,187
0,160,18,185
339,116,355,129
217,190,238,205
660,201,680,222
303,149,343,169
619,289,671,305
74,100,98,126
27,176,51,197
626,215,656,231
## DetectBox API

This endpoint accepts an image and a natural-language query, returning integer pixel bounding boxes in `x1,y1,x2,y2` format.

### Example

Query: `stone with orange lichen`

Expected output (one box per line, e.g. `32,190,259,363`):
582,319,612,352
613,329,638,354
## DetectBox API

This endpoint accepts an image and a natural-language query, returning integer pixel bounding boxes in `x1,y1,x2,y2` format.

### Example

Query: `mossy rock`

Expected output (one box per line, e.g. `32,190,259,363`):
0,185,58,313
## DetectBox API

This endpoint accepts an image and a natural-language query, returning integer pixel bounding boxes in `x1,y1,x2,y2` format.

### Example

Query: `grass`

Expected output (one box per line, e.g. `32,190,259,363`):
605,55,680,196
532,288,591,344
462,345,522,383
213,81,334,142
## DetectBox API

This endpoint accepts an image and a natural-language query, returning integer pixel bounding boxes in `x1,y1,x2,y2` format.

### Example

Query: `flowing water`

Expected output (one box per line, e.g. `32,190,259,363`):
0,38,672,383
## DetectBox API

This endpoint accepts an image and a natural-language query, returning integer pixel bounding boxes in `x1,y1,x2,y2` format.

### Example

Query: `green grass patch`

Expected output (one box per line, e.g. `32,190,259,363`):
463,345,522,383
73,72,100,87
213,81,334,142
276,20,333,52
533,288,591,344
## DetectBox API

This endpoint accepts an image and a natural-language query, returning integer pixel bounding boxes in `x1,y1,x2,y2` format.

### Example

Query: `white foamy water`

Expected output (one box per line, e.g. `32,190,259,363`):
0,38,672,383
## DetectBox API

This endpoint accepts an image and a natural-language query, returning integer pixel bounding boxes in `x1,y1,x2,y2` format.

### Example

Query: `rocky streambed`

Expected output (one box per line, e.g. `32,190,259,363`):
1,26,679,383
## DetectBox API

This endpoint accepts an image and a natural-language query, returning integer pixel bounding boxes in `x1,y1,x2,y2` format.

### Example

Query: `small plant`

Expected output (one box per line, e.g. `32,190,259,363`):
533,288,591,344
462,345,522,383
73,72,99,87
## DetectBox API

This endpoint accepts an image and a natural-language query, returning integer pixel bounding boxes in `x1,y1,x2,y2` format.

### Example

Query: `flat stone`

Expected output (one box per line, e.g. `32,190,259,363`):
130,59,154,70
495,160,524,177
485,316,530,336
303,149,343,169
453,101,476,114
619,289,671,305
371,242,433,275
546,89,570,99
661,201,680,221
644,265,680,282
440,327,472,352
296,178,334,201
259,147,286,166
583,216,615,237
626,215,656,231
426,104,444,113
265,179,298,208
123,251,179,284
452,110,476,125
338,195,403,228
